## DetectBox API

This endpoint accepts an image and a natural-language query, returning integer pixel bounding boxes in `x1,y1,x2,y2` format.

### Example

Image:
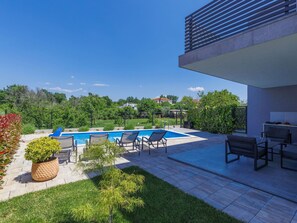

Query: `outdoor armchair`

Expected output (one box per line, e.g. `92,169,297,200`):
141,131,167,155
115,131,140,154
280,143,297,171
225,135,268,171
260,127,291,161
52,136,78,163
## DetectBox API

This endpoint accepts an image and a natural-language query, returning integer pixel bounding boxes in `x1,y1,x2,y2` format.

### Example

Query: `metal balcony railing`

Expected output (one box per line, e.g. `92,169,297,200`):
185,0,297,53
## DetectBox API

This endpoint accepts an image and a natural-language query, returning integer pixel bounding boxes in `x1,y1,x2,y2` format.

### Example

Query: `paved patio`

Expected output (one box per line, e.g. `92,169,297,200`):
168,141,297,203
0,133,131,200
1,128,297,223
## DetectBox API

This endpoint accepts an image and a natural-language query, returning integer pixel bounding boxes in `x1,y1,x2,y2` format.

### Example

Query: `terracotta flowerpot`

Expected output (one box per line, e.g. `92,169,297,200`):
31,157,59,182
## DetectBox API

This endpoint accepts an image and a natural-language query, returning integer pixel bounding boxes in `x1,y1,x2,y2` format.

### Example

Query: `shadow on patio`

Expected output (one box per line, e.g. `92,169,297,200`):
167,139,297,203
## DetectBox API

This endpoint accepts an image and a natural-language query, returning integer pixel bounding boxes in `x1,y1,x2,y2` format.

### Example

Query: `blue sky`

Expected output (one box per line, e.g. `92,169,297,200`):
0,0,247,101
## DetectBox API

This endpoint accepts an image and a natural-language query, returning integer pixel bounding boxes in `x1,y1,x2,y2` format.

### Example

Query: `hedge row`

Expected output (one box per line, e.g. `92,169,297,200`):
0,114,22,187
188,105,237,134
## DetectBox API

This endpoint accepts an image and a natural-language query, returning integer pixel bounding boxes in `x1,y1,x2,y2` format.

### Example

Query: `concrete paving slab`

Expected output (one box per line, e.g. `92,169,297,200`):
1,128,297,223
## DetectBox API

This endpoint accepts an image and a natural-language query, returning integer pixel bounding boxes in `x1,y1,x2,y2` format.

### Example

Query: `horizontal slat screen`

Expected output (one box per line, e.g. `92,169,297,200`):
185,0,297,53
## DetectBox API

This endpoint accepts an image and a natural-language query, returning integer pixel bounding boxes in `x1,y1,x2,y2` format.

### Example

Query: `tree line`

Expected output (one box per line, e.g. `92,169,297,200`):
0,85,198,129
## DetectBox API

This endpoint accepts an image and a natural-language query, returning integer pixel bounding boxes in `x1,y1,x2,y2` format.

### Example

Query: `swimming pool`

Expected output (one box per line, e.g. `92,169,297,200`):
61,129,190,145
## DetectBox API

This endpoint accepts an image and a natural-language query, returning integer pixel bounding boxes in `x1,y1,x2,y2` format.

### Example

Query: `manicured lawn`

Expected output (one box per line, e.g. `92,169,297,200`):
94,118,181,127
0,167,240,223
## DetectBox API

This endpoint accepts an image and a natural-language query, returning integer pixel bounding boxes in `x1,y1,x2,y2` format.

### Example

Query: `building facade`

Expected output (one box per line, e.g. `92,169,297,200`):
179,0,297,137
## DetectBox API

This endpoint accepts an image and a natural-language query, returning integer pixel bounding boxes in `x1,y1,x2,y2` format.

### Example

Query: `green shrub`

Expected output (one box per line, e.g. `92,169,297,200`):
22,124,36,134
71,203,96,222
154,121,162,129
195,105,236,134
25,137,61,163
103,124,114,131
0,114,21,188
144,124,152,129
124,123,134,130
78,126,89,132
188,90,240,134
114,118,123,126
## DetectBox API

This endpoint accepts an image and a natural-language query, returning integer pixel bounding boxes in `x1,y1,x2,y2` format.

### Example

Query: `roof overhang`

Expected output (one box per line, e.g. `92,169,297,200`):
179,13,297,88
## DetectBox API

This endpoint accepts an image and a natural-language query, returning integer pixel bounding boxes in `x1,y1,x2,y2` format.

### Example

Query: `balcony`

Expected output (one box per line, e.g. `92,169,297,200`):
179,0,297,88
185,0,296,53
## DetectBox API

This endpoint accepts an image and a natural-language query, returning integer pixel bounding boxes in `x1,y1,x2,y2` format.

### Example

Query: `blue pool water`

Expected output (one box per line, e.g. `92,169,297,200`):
61,129,189,145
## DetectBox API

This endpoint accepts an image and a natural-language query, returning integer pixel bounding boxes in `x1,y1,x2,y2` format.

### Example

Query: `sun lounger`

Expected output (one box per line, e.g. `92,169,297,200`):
49,127,63,137
51,136,77,163
141,131,167,155
115,131,140,154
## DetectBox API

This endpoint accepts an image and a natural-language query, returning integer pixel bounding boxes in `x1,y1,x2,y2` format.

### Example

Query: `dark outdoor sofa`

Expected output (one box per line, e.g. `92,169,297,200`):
225,135,268,171
260,127,291,161
280,143,297,171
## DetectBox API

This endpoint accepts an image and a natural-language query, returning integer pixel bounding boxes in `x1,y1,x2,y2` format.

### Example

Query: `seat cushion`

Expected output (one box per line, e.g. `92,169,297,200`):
267,141,282,148
282,145,297,160
257,141,282,154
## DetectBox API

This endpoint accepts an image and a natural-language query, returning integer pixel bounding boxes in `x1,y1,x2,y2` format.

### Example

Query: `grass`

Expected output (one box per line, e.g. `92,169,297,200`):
0,166,240,223
94,118,181,128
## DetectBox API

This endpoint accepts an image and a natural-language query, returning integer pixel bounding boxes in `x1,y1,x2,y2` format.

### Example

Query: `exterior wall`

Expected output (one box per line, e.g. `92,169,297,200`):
180,13,297,67
247,85,297,137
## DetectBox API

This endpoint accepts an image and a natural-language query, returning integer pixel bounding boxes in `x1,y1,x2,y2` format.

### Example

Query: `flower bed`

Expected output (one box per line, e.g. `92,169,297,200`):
0,114,22,187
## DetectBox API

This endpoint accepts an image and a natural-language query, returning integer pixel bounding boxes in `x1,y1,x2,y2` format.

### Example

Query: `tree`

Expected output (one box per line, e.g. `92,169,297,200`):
167,95,179,104
53,93,66,103
117,99,126,106
179,96,197,110
102,96,113,107
198,89,239,108
137,98,158,116
118,106,138,120
126,96,139,104
160,101,172,108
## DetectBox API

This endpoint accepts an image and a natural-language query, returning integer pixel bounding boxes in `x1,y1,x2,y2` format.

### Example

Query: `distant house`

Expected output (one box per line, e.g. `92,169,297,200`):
119,103,137,110
152,97,172,104
193,99,200,104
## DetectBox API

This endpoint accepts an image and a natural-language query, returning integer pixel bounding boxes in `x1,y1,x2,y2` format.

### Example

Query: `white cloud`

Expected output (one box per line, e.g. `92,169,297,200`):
80,82,86,86
45,82,51,85
93,83,109,87
67,83,73,86
188,86,205,92
71,75,75,79
49,87,83,93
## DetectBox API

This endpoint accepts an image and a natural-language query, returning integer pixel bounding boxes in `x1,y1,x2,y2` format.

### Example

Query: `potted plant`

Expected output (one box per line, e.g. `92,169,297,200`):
25,137,61,182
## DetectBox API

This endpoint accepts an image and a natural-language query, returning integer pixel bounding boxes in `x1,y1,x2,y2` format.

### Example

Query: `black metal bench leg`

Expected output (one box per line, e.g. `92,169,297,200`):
254,156,268,171
269,148,274,161
281,152,284,169
225,141,239,163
